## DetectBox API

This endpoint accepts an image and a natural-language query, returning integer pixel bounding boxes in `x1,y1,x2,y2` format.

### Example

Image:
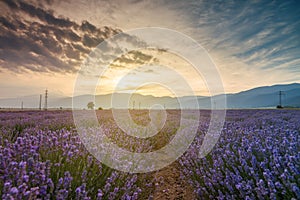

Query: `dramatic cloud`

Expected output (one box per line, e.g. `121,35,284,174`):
0,0,121,73
46,0,300,91
114,51,153,66
0,0,299,98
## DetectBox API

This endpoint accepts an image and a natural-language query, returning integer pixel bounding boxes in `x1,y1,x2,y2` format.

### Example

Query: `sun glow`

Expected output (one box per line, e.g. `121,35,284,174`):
95,49,209,97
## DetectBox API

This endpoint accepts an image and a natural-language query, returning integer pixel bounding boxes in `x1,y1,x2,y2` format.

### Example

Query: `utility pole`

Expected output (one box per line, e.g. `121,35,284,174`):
133,100,135,110
44,89,48,111
279,91,282,107
39,94,42,110
277,90,284,109
21,101,23,110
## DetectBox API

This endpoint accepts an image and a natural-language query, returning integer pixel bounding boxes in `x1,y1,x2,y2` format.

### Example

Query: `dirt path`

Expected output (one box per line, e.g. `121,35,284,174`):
151,162,196,200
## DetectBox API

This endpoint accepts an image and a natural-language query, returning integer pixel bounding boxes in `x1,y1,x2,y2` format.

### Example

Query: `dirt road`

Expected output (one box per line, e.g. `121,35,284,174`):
152,162,196,200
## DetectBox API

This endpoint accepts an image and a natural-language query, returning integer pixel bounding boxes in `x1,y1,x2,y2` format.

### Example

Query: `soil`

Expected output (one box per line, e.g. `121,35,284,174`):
151,162,196,200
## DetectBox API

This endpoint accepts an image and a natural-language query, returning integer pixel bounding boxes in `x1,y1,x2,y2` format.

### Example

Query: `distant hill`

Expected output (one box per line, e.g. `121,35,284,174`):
180,83,300,109
225,83,300,108
0,83,299,109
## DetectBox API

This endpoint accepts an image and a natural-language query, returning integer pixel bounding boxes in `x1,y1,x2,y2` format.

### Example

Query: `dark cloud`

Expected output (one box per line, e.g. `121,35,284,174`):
65,44,80,60
121,33,147,48
2,0,77,28
65,30,81,42
0,0,121,73
0,31,73,73
114,50,153,66
82,34,104,48
0,48,72,73
80,20,97,33
72,43,90,54
19,1,76,28
2,0,18,10
0,17,17,31
0,0,156,74
40,36,63,54
131,50,152,62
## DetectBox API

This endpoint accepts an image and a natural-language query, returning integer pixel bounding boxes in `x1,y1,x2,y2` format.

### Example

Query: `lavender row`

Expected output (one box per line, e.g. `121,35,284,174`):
0,111,142,199
180,110,300,199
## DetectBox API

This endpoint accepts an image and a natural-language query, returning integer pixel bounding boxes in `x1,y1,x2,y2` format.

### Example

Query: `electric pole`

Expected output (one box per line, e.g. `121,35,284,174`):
277,90,284,109
44,89,48,111
39,94,42,110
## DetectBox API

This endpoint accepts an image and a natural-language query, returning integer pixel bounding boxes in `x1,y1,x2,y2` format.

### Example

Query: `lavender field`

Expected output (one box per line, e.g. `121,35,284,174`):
0,110,299,199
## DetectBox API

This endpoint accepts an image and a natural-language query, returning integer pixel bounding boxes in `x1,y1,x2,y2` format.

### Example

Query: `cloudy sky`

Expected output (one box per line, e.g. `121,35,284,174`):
0,0,299,98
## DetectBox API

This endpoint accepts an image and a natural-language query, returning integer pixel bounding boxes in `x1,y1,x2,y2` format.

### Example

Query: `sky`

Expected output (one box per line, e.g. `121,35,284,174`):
0,0,300,98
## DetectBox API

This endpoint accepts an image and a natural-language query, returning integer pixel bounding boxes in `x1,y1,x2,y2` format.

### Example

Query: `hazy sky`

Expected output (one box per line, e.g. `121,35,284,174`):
0,0,299,98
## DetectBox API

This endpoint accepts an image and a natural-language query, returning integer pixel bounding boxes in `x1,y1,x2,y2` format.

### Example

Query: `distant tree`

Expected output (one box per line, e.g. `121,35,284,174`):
98,107,103,110
87,102,95,110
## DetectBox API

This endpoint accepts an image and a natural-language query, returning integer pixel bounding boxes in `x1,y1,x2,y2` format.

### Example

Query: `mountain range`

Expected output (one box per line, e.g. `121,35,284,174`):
0,83,299,109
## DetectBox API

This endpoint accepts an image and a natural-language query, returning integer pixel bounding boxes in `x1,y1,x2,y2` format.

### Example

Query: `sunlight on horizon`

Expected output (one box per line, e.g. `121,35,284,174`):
94,48,210,97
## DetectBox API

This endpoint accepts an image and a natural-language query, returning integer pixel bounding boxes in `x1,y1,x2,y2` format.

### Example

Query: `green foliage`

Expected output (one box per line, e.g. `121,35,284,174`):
87,102,95,110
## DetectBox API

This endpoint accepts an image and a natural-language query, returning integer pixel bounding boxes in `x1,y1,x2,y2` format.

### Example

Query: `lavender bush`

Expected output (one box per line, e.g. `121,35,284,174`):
180,110,300,199
0,109,299,199
0,111,142,199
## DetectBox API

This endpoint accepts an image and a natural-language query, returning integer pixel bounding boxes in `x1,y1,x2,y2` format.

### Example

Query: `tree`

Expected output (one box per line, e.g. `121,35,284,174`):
87,102,95,110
